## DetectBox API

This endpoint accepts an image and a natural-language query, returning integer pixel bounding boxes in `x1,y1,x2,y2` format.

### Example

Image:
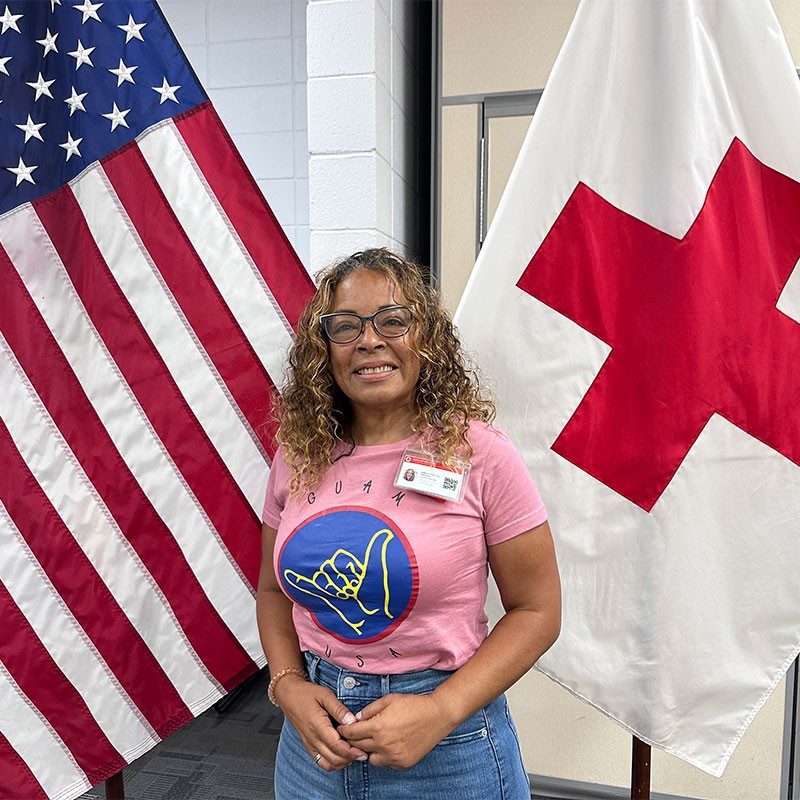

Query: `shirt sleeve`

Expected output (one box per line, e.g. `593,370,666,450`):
261,447,287,528
480,428,548,546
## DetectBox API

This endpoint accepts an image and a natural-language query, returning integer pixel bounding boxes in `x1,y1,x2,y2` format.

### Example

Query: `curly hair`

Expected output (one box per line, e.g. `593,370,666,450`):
275,248,495,495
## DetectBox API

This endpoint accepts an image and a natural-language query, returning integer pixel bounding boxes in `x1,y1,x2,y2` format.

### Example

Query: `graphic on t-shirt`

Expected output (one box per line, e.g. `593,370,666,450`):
278,506,418,643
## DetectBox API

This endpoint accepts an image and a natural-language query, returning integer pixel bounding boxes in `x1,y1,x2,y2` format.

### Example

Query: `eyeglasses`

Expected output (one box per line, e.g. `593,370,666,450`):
320,305,413,344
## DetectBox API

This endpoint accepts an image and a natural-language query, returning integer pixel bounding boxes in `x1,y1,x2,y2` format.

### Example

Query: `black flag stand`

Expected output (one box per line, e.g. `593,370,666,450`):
631,736,651,799
104,771,124,799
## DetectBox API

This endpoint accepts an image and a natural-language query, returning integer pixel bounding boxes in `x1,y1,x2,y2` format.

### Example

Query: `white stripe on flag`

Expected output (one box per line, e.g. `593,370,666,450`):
777,257,800,322
0,662,88,800
0,308,219,711
0,501,158,757
72,165,267,515
0,207,263,668
138,123,294,389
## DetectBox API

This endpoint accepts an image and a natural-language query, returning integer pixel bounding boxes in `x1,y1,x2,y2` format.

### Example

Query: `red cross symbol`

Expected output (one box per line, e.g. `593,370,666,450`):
517,138,800,511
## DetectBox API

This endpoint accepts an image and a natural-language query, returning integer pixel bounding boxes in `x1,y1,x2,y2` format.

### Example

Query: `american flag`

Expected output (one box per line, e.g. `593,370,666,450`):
0,2,313,797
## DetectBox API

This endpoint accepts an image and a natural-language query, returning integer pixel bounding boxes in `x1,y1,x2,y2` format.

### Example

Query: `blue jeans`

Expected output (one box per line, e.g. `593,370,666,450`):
274,651,531,800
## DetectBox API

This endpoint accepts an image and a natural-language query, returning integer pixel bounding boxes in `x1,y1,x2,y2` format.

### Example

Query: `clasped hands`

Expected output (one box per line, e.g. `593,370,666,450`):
337,691,453,770
277,676,453,772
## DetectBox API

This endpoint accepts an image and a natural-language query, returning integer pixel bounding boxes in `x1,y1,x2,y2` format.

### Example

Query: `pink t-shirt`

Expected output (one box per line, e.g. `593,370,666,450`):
262,421,547,674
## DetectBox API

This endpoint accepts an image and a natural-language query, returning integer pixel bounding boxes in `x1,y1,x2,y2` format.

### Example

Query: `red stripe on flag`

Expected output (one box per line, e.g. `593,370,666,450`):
0,418,191,736
33,187,262,591
0,579,126,786
0,733,47,800
0,250,256,694
102,143,278,459
175,102,315,329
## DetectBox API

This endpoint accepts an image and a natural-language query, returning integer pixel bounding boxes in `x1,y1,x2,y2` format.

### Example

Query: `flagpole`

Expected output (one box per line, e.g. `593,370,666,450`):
105,770,124,799
631,736,651,799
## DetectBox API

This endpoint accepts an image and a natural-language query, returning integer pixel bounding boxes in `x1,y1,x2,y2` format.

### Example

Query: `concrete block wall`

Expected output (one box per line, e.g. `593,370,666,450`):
307,0,425,270
158,0,311,268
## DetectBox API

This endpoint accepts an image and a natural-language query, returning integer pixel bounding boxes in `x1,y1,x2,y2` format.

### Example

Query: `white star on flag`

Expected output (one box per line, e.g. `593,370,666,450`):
118,14,146,43
0,5,22,34
7,157,37,186
15,114,46,143
26,73,55,101
73,0,102,24
152,78,180,104
68,39,94,69
109,58,137,86
102,102,130,131
0,55,11,75
50,0,61,9
36,28,59,55
59,133,83,161
64,86,87,116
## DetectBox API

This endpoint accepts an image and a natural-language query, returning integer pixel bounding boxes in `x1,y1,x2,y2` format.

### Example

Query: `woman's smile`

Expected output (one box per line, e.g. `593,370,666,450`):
352,363,399,380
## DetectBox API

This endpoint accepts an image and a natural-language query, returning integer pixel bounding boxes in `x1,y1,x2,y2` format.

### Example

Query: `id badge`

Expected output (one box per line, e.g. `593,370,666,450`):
394,447,470,502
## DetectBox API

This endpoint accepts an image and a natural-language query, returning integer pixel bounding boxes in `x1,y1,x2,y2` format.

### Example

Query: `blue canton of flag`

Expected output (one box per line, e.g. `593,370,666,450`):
0,0,206,215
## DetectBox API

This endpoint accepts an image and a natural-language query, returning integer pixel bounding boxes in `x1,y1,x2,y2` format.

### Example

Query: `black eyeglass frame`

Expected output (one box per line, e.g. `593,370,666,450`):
319,305,413,345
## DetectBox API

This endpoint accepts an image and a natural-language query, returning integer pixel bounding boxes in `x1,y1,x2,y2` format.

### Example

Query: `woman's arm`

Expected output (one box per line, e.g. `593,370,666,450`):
256,523,305,676
256,523,369,771
431,519,561,723
337,519,561,768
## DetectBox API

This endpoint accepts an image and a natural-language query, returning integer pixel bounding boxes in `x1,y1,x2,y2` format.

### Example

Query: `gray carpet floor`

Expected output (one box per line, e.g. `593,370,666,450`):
80,669,281,800
79,668,559,800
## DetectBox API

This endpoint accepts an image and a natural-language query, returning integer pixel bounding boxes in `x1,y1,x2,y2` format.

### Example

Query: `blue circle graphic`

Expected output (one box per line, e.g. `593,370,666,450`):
278,507,417,643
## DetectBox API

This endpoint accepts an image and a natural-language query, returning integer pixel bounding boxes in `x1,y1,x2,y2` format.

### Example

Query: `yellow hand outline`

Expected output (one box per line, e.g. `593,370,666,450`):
284,527,395,636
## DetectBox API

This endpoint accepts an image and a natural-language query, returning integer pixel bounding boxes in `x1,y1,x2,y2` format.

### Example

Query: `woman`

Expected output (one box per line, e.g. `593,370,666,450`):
257,249,561,800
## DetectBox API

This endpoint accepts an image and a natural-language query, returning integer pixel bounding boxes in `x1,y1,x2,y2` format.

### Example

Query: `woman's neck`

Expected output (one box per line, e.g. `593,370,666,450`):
349,406,414,446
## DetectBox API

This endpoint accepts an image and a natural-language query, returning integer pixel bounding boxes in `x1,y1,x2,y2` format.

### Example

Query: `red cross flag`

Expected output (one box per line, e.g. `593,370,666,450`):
455,0,800,776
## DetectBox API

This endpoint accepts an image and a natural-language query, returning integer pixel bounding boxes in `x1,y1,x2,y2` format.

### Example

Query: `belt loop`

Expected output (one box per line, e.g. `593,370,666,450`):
381,673,390,696
305,652,321,684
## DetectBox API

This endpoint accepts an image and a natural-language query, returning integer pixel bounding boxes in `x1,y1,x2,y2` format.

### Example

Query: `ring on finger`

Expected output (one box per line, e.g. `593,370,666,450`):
313,752,323,765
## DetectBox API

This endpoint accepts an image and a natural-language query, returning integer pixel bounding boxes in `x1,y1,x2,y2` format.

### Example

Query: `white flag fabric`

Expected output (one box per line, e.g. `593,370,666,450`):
455,0,800,777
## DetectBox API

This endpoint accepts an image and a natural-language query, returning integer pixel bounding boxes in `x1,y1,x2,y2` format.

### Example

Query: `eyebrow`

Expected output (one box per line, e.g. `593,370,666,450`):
330,304,402,314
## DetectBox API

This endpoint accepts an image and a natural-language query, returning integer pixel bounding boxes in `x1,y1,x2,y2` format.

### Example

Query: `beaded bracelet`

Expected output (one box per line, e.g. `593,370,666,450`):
267,667,307,707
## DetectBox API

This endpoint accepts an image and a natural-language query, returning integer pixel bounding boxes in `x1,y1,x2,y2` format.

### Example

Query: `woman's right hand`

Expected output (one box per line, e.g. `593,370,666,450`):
275,675,369,771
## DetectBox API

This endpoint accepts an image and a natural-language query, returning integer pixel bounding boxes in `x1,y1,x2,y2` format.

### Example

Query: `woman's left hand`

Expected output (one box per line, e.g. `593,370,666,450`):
336,692,452,769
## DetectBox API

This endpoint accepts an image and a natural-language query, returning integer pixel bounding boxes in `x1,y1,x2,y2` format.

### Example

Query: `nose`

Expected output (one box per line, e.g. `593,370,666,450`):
357,318,385,348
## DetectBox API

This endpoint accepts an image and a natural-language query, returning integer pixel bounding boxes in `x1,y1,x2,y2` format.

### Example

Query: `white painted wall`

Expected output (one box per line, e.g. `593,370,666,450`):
306,0,425,270
159,0,310,268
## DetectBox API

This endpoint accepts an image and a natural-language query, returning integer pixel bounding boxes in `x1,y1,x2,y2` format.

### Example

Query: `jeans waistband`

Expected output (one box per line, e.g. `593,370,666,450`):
303,651,455,698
